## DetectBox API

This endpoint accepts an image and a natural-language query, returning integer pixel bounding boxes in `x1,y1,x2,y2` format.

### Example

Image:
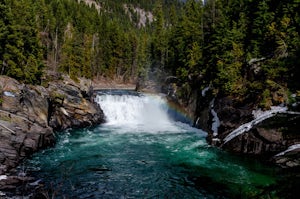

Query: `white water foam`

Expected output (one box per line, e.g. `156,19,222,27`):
95,94,180,133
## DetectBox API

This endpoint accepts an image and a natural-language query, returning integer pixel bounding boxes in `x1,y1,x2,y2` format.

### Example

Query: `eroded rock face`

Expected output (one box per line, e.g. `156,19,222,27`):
197,94,300,167
0,76,54,177
217,110,300,157
47,80,104,131
0,75,105,184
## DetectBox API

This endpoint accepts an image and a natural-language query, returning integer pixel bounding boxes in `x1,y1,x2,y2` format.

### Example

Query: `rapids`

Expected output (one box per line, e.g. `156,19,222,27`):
22,90,281,198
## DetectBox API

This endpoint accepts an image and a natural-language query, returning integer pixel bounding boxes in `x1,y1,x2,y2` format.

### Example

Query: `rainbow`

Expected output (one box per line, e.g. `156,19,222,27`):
144,93,194,125
165,98,194,125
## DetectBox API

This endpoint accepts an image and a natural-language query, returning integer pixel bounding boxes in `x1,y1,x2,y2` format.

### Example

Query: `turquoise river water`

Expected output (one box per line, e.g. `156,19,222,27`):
22,91,293,198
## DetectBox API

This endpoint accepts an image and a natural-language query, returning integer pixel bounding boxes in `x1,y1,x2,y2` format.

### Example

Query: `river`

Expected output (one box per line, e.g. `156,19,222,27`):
22,90,283,198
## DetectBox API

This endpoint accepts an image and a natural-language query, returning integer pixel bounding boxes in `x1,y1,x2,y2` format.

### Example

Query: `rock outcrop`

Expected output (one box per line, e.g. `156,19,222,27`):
47,78,104,131
155,74,300,168
0,75,104,192
220,112,300,156
196,93,300,168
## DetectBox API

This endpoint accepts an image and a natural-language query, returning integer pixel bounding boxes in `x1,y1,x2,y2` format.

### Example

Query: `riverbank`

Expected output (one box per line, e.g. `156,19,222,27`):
1,73,299,197
0,75,105,196
161,79,300,168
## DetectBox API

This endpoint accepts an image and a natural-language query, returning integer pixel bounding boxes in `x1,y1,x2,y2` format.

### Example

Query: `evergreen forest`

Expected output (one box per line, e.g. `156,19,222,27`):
0,0,299,108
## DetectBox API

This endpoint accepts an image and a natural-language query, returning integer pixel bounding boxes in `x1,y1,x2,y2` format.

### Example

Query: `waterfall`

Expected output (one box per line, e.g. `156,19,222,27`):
94,92,180,133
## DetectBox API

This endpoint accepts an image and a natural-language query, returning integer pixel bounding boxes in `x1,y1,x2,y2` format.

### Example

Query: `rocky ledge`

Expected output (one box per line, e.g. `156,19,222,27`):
0,75,104,193
162,78,300,168
196,93,300,168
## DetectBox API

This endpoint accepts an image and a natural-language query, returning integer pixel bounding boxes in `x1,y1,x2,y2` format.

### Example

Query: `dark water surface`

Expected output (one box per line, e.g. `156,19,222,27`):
23,92,286,198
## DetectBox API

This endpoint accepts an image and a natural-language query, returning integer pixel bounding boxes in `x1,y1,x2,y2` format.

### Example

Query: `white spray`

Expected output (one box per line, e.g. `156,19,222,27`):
95,93,180,133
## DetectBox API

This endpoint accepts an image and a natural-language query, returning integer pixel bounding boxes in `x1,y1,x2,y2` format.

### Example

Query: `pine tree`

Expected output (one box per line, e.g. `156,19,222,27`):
0,0,44,84
151,0,167,70
168,0,203,81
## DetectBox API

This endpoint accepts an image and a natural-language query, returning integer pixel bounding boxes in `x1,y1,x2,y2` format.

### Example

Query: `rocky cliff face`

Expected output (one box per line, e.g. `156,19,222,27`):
162,77,300,168
0,75,104,191
47,79,104,131
196,93,300,168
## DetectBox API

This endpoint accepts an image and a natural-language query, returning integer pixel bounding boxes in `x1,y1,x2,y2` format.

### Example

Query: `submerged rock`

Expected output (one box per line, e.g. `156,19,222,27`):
0,75,105,190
